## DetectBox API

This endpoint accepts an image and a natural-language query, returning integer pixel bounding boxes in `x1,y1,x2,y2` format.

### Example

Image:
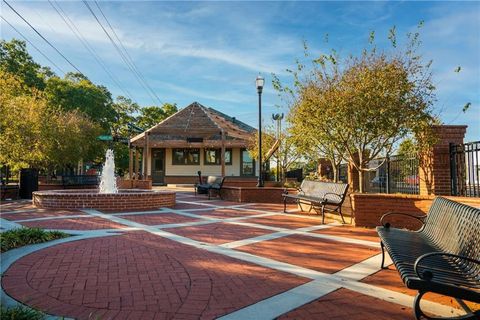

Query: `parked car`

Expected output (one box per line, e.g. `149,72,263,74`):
404,175,419,185
370,176,387,189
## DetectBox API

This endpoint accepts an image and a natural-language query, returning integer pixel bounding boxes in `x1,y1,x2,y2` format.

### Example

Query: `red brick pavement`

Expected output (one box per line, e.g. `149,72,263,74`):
237,234,380,274
242,214,324,230
312,225,379,243
2,232,308,320
20,217,127,230
174,203,213,210
1,209,83,221
120,213,201,226
191,208,262,219
277,288,412,320
167,222,274,245
362,266,480,310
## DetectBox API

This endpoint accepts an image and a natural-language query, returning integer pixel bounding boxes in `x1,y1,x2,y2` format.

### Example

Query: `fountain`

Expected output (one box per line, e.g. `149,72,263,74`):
32,149,175,212
99,149,118,194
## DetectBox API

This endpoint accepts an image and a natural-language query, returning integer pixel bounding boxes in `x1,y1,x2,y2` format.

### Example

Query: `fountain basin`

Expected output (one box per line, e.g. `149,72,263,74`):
33,189,176,212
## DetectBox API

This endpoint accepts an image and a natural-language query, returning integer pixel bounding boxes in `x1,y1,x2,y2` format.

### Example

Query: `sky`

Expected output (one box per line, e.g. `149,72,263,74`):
1,1,479,141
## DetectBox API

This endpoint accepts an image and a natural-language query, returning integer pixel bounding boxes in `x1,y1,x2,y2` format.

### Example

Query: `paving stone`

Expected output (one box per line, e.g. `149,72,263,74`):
277,288,412,320
236,234,380,273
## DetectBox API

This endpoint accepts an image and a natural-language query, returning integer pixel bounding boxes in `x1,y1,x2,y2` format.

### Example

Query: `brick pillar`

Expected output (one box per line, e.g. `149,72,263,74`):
317,158,333,180
419,125,467,196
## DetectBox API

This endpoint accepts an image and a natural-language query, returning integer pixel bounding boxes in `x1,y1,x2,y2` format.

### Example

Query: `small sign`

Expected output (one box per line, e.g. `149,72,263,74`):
97,135,113,141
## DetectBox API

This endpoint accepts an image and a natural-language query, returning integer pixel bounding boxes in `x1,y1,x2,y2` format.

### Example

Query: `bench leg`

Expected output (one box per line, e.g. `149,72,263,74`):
338,206,346,224
380,241,387,269
283,197,287,213
321,204,326,224
414,290,480,319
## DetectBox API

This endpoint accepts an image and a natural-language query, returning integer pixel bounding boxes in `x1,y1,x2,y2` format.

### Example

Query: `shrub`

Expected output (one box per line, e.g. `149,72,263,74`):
0,304,45,320
0,227,68,252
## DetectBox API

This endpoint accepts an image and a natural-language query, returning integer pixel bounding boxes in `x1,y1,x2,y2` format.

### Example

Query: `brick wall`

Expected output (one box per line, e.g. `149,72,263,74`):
351,193,480,228
33,190,175,212
221,186,296,203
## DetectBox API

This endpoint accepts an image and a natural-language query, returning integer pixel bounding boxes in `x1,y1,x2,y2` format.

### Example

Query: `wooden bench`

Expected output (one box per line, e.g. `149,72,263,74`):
377,197,480,319
282,180,349,224
195,174,225,200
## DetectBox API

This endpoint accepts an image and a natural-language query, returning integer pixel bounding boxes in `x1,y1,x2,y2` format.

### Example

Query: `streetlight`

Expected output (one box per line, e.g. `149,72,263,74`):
272,113,284,182
256,75,265,187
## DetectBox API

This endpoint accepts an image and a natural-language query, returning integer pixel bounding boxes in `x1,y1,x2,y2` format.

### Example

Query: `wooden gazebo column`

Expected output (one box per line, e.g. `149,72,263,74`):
221,130,226,176
144,133,150,180
128,146,133,187
134,147,140,181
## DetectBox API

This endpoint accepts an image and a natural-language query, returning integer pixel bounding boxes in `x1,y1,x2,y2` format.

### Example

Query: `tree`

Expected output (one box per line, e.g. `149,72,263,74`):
45,72,115,129
0,71,102,171
248,125,302,182
136,103,178,129
276,24,436,192
0,39,48,90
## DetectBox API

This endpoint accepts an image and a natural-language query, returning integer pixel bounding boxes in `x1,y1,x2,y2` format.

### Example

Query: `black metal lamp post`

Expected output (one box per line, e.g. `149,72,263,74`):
256,75,265,187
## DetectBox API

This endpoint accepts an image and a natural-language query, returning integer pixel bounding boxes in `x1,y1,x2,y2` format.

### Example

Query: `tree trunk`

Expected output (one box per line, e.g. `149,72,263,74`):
358,170,364,193
331,162,338,182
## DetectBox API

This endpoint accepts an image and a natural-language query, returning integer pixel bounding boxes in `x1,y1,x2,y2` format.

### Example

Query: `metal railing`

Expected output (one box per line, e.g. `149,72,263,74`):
363,155,420,195
450,141,480,197
62,175,99,187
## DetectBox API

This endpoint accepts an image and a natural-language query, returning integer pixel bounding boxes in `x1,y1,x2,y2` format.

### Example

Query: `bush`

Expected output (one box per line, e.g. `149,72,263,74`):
0,305,45,320
0,228,68,252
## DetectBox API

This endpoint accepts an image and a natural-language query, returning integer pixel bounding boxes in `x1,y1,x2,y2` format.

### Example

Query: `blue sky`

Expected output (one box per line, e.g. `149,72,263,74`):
1,1,479,141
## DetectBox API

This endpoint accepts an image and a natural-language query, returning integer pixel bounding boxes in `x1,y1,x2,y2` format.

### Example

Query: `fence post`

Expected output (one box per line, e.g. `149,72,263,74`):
386,156,391,194
449,143,457,196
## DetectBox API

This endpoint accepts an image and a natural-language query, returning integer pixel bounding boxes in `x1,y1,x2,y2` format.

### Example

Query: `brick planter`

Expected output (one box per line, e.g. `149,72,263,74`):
220,186,297,203
351,193,480,228
33,189,175,212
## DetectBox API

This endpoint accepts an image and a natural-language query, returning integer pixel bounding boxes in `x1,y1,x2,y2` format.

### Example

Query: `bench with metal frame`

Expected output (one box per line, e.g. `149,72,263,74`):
195,173,225,200
377,197,480,319
282,180,349,224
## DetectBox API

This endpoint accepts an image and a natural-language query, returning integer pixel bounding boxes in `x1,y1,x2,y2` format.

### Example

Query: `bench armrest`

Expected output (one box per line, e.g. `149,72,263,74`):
283,186,303,196
414,252,480,280
380,212,427,229
322,192,343,202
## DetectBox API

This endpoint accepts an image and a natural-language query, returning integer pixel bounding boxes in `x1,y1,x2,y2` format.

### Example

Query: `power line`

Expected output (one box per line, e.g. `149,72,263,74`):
1,15,66,75
82,1,163,106
93,1,163,105
48,0,135,101
2,0,83,74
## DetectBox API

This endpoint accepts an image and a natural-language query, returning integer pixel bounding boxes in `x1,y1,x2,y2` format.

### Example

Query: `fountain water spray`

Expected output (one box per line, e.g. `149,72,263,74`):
99,149,118,194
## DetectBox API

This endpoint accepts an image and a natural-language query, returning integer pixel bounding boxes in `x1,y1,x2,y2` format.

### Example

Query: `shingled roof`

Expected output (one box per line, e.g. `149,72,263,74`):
130,102,256,147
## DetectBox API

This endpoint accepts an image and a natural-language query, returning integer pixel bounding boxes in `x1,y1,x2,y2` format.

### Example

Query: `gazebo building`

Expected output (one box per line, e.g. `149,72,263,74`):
128,102,257,185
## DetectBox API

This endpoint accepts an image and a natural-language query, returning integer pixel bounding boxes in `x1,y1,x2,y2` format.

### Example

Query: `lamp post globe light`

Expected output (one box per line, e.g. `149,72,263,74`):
256,75,265,187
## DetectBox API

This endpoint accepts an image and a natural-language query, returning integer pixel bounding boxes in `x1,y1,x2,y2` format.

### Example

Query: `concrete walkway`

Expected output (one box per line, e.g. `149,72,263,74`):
0,189,467,319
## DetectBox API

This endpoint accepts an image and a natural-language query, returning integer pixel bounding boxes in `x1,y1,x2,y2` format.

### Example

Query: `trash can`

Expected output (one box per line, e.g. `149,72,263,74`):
19,168,39,199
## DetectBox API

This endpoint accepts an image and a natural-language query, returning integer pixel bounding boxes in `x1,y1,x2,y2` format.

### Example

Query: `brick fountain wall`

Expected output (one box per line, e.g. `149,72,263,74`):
33,189,175,212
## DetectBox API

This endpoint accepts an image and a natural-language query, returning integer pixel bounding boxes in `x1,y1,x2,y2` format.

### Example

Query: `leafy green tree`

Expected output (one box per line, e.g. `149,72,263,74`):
136,103,178,129
0,71,102,171
0,39,48,90
45,72,115,129
275,24,436,192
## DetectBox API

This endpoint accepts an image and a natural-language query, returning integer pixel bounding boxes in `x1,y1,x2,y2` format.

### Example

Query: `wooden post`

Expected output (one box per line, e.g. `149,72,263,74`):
221,130,226,176
128,146,133,188
135,147,140,181
145,133,150,180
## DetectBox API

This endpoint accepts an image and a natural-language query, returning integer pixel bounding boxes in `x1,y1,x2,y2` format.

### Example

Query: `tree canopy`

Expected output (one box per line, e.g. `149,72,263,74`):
275,24,437,191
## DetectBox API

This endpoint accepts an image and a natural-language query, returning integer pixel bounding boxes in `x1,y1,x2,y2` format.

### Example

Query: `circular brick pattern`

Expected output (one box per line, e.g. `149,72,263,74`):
33,189,175,212
2,232,307,319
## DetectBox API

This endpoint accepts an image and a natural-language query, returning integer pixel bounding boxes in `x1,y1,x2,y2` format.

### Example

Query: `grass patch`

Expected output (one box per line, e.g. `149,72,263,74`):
0,227,68,252
0,304,45,320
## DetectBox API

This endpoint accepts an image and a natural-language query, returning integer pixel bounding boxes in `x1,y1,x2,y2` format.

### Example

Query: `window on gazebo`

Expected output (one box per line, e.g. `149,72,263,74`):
172,148,200,165
204,148,232,165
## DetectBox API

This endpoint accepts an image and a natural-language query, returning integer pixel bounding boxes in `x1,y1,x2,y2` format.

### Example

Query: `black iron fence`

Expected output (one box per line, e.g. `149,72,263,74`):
362,155,420,195
62,175,99,187
450,141,480,197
